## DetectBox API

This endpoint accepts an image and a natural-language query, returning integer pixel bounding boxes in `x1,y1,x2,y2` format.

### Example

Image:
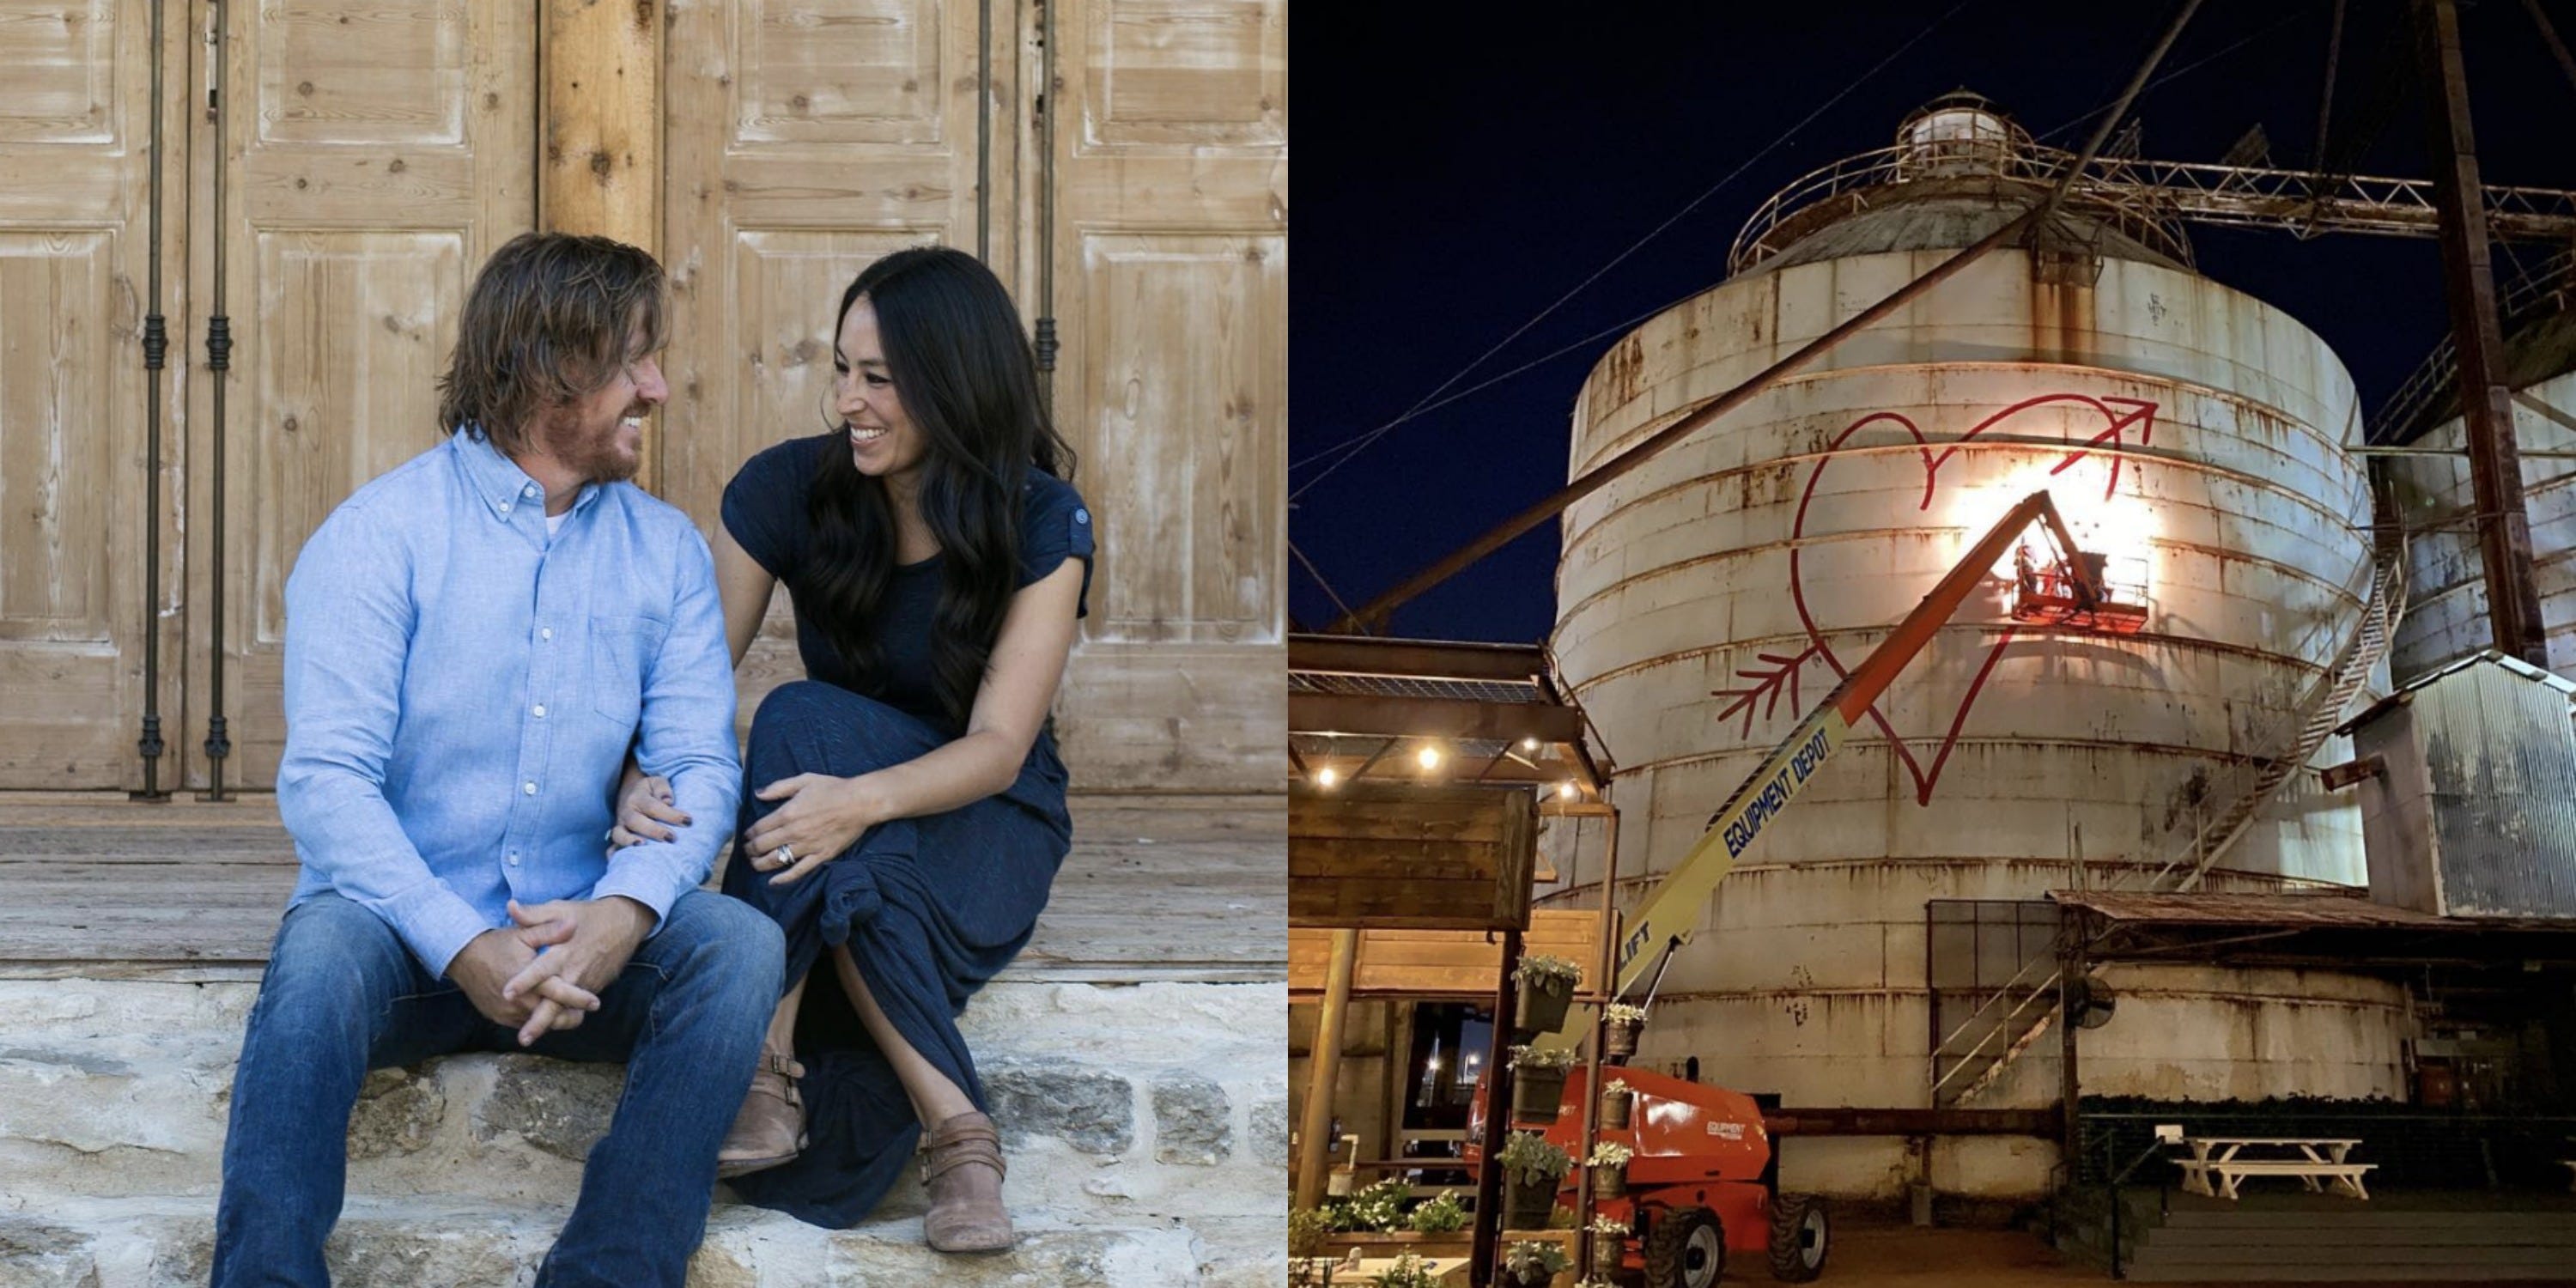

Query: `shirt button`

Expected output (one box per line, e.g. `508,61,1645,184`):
523,781,537,795
526,483,540,497
506,851,520,866
499,502,512,514
540,628,553,641
532,703,546,718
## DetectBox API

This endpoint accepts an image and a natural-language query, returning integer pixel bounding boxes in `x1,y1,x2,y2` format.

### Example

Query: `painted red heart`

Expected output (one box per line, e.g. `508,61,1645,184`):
1715,392,2157,805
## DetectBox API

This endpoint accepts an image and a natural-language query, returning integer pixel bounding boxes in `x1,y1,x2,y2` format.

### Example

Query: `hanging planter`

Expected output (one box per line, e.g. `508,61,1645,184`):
1598,1078,1633,1131
1601,1002,1648,1063
1501,1239,1572,1287
1589,1141,1633,1201
1509,1043,1578,1123
1496,1132,1574,1231
1588,1217,1631,1275
1501,1176,1558,1232
1513,954,1583,1037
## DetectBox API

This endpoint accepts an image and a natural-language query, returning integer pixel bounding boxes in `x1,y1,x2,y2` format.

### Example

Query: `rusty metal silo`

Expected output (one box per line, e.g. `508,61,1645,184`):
1545,94,2409,1202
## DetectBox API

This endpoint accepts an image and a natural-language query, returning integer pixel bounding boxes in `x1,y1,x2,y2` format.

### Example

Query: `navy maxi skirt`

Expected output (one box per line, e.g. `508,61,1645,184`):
719,680,1071,1227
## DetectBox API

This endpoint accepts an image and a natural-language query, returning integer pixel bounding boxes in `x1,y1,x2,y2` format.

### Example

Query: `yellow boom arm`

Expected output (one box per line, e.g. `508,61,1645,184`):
1602,490,2093,1005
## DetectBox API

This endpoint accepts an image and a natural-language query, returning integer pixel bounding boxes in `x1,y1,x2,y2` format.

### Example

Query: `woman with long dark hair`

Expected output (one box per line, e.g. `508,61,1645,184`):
611,246,1090,1250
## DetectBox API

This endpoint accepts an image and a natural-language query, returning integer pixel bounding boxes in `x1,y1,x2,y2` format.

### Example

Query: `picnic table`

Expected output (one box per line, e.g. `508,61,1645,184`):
2174,1136,2373,1200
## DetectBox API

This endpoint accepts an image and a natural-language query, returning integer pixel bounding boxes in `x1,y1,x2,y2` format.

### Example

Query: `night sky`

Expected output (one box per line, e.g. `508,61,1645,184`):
1288,1,2576,643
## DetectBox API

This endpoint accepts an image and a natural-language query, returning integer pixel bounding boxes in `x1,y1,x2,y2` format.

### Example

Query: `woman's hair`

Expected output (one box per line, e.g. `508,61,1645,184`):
436,232,668,454
799,246,1076,726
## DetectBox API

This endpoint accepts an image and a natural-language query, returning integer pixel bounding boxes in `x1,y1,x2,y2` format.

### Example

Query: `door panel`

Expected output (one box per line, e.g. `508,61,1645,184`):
1045,0,1286,789
663,0,1008,729
193,0,533,787
0,0,176,788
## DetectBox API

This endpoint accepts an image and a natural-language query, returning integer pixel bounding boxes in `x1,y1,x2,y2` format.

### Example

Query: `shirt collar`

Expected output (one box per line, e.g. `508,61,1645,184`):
452,428,602,523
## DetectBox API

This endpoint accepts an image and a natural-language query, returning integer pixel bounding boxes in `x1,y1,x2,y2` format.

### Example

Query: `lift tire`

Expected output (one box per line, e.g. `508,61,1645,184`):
1768,1193,1830,1282
1643,1206,1724,1288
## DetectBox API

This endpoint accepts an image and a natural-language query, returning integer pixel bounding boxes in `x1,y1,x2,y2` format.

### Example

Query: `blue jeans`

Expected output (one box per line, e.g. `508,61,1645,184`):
211,890,784,1287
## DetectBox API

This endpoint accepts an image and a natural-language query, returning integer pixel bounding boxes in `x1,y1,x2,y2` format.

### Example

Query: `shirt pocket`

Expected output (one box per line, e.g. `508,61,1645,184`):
589,614,671,727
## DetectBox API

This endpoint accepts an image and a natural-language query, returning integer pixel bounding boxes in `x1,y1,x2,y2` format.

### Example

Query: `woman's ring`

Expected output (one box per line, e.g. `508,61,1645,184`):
772,844,795,868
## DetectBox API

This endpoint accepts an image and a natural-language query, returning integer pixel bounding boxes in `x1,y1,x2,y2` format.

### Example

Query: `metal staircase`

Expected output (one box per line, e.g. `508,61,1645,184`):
2144,538,2407,894
1930,535,2408,1106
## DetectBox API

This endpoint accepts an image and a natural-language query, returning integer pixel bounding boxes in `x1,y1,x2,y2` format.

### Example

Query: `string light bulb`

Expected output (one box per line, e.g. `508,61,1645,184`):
1315,767,1340,788
1417,745,1443,770
1522,737,1540,751
1559,781,1579,800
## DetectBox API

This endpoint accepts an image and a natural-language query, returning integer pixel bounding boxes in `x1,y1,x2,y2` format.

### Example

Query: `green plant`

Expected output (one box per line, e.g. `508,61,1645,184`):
1335,1177,1410,1232
1546,1205,1581,1229
1503,1240,1574,1277
1496,1130,1575,1181
1369,1251,1440,1288
1601,1078,1630,1095
1588,1215,1631,1235
1510,1042,1579,1070
1289,1206,1334,1257
1408,1188,1467,1234
1514,954,1582,987
1588,1141,1633,1168
1602,1002,1647,1024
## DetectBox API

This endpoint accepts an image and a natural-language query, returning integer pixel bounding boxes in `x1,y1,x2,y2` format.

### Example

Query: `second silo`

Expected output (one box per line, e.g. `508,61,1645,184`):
1546,94,2409,1201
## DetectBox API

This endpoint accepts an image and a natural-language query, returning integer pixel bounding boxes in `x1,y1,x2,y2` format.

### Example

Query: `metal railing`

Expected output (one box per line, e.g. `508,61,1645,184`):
1730,142,2576,276
2367,245,2576,446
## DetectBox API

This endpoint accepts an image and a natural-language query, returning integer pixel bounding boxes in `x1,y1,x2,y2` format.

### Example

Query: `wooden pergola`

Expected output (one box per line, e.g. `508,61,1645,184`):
1287,634,1622,1284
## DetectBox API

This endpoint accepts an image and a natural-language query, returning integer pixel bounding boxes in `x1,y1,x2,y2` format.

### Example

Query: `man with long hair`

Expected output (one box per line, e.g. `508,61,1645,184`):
211,232,780,1287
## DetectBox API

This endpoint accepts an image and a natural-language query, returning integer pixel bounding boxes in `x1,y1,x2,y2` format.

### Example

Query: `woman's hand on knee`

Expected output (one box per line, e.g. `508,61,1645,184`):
744,773,878,885
607,773,688,852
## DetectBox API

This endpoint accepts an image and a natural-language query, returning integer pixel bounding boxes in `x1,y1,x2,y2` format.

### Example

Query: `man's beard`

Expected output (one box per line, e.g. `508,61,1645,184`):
538,401,643,485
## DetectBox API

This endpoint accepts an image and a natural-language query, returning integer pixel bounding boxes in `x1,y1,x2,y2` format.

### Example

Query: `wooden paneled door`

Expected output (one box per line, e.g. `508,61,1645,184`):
190,0,536,788
0,0,530,793
2,0,1282,794
1042,0,1286,787
0,1,186,788
659,0,1017,730
665,0,1288,792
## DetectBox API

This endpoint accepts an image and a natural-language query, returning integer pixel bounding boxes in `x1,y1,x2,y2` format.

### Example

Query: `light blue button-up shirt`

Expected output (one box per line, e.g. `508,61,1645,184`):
276,431,741,978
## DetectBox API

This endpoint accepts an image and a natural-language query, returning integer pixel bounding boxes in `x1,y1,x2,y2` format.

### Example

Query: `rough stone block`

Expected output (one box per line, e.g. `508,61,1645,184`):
823,1224,1200,1285
1249,1097,1288,1168
983,1058,1132,1155
0,1218,98,1288
472,1059,623,1161
129,1206,546,1288
1151,1073,1232,1165
324,1217,533,1288
347,1067,446,1161
139,1215,213,1288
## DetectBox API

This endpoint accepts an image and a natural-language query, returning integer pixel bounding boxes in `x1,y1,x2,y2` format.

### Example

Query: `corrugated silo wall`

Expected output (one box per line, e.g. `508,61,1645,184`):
2389,369,2576,678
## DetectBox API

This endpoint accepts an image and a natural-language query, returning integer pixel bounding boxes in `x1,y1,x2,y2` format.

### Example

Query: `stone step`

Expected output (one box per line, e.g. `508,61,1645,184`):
0,977,1285,1282
0,1194,1234,1288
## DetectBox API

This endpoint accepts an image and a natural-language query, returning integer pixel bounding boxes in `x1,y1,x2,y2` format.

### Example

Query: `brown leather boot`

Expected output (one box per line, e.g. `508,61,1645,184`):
715,1048,805,1178
921,1110,1013,1253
